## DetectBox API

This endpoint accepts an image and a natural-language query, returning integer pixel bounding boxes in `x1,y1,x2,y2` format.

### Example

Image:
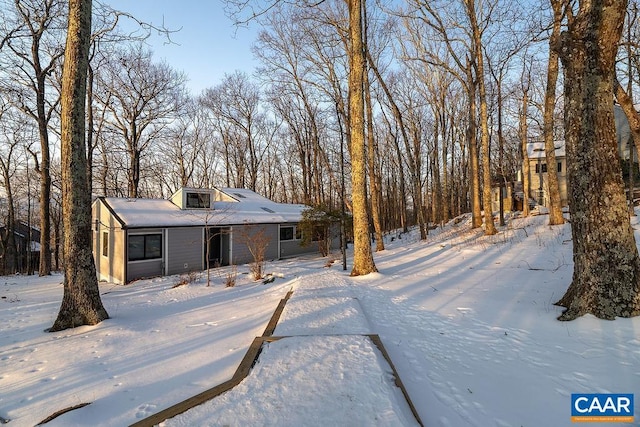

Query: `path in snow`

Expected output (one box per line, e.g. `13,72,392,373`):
163,270,422,426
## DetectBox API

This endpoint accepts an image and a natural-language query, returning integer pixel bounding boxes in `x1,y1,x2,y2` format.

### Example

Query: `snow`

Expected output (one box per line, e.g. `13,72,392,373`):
101,188,306,228
1,212,639,427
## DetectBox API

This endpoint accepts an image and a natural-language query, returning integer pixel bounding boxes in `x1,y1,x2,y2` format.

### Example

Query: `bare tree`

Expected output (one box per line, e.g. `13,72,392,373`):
519,56,533,217
0,103,20,274
348,0,377,275
254,9,327,205
225,0,377,276
236,224,270,280
200,71,271,192
463,0,497,235
51,0,109,331
159,98,207,191
96,44,186,198
0,0,67,275
542,0,566,225
553,0,640,320
400,0,484,229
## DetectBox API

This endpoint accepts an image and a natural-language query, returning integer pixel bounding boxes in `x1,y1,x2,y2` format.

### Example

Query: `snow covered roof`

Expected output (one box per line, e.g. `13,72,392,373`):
99,188,308,228
526,141,565,159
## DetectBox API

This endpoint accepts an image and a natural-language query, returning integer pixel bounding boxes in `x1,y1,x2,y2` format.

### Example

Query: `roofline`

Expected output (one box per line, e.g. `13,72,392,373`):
96,197,126,228
122,221,300,230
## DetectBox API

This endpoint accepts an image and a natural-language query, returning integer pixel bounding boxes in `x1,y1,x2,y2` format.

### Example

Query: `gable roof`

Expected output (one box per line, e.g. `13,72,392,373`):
98,188,307,229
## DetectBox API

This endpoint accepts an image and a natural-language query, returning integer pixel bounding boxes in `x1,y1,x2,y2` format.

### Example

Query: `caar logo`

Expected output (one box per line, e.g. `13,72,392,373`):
571,393,634,423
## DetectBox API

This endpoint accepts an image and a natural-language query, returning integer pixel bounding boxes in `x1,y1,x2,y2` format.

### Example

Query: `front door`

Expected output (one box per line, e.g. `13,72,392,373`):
205,227,229,267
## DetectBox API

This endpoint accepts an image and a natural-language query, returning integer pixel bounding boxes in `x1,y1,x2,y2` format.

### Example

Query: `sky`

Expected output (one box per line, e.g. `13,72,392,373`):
105,0,261,95
2,211,639,426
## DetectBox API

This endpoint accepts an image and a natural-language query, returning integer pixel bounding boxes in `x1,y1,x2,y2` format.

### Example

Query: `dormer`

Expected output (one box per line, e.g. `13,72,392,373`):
170,187,240,209
171,188,214,209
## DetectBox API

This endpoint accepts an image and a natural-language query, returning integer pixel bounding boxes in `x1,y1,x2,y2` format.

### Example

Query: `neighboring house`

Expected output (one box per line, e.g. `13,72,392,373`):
525,140,568,208
93,187,335,284
0,221,41,274
493,104,635,214
490,140,567,214
514,105,635,211
490,182,515,214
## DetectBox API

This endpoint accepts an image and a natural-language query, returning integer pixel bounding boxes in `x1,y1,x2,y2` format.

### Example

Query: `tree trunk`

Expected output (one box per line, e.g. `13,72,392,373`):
364,66,384,251
86,64,95,191
466,65,482,229
440,96,450,224
544,3,566,225
128,147,140,199
520,76,531,217
466,0,496,235
1,160,17,273
554,0,640,320
37,86,52,276
366,50,409,232
51,0,109,332
348,0,377,276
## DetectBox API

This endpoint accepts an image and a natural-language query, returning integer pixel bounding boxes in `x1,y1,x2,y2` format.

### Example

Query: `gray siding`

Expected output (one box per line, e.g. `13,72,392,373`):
280,239,317,258
279,223,340,258
166,227,203,275
231,224,279,265
127,259,163,282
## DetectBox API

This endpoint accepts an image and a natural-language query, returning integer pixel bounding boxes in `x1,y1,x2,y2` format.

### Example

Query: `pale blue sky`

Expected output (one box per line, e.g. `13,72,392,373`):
105,0,260,94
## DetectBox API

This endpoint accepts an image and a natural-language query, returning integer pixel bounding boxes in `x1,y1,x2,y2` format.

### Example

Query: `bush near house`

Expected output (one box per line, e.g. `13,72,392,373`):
298,206,342,257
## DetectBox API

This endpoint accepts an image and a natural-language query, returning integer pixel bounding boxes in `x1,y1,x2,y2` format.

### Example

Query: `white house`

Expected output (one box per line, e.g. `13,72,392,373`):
526,140,568,208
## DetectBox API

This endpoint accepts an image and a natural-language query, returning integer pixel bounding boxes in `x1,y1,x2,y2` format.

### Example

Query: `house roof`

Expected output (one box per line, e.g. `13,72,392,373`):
526,141,565,159
99,188,307,228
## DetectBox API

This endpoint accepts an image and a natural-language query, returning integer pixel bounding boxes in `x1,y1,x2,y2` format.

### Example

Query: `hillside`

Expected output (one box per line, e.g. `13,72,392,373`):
1,213,638,426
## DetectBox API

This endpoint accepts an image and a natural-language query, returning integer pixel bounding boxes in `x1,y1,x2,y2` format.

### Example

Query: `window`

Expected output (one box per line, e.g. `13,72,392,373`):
102,231,108,257
128,234,162,261
186,192,210,209
557,162,562,173
535,163,548,174
280,226,294,241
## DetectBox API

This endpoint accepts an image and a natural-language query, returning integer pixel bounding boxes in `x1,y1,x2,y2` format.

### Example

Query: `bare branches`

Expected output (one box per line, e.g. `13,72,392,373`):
95,0,180,45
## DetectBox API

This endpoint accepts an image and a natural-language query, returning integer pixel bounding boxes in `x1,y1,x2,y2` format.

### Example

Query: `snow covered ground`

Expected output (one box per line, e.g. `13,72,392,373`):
1,212,639,426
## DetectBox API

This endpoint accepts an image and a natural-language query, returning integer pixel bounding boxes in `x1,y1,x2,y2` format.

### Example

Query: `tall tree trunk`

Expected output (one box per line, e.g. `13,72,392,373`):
86,64,95,191
1,160,17,273
440,96,450,224
496,78,506,227
348,0,377,276
520,75,531,217
544,2,566,225
432,116,443,226
365,67,384,251
362,5,384,251
366,51,409,232
51,0,109,332
466,65,482,229
554,0,640,320
128,148,140,198
466,0,496,235
36,82,52,276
